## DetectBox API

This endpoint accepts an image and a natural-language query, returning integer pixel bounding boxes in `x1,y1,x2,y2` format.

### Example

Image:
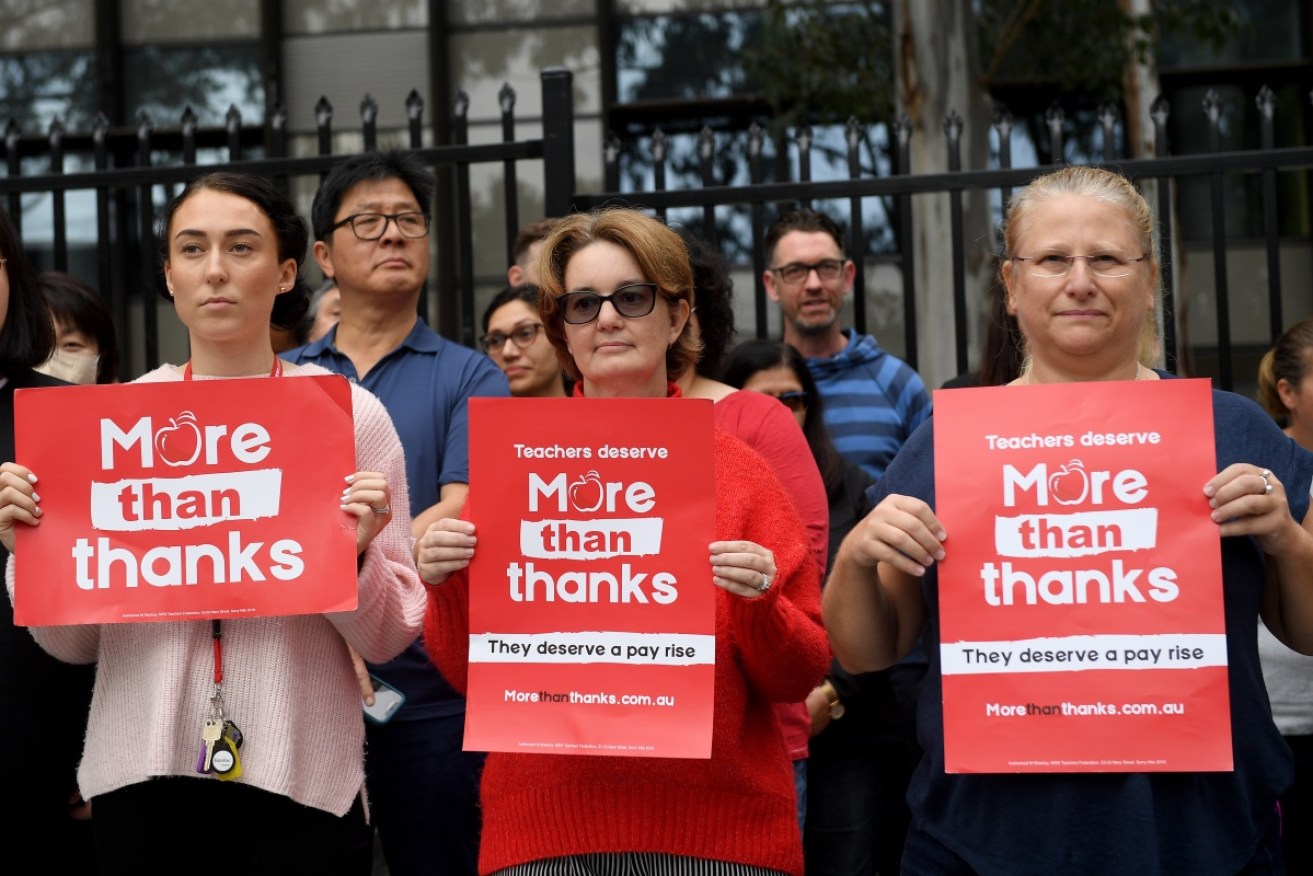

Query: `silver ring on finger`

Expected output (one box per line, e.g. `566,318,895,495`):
373,505,391,515
1260,469,1274,495
754,573,772,593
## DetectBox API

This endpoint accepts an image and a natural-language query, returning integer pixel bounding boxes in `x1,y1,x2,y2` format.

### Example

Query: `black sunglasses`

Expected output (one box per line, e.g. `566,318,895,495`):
559,283,659,325
769,390,809,412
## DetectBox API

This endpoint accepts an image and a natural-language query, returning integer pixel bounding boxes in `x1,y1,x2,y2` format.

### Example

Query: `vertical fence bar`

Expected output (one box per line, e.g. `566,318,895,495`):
894,114,918,371
271,102,289,157
603,134,621,202
404,89,427,323
1151,96,1177,373
699,126,715,242
226,106,242,161
452,91,475,347
136,110,159,370
1203,90,1233,390
994,107,1013,216
270,103,289,195
361,95,378,152
796,126,812,210
500,83,520,267
603,131,624,200
1045,103,1065,164
846,116,866,335
945,110,968,376
748,122,768,338
93,113,114,315
181,107,197,166
315,97,333,170
1099,102,1119,162
406,90,424,149
540,67,575,219
1257,86,1283,342
6,120,21,235
49,119,67,270
651,129,668,224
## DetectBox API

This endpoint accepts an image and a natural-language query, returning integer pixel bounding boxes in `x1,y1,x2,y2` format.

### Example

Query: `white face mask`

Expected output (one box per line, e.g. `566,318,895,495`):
36,349,99,385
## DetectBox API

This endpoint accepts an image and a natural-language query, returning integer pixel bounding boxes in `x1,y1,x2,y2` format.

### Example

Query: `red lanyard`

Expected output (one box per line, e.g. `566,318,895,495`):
183,358,283,381
182,355,284,683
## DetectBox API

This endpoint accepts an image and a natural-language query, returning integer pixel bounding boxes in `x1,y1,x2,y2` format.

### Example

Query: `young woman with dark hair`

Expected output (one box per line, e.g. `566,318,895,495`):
0,172,425,875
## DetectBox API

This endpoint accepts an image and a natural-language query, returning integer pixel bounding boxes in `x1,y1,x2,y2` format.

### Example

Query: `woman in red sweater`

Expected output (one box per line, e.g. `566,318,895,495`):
417,208,828,876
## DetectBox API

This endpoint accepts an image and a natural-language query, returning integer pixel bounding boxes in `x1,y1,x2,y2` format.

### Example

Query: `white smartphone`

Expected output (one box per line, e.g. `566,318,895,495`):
363,674,406,724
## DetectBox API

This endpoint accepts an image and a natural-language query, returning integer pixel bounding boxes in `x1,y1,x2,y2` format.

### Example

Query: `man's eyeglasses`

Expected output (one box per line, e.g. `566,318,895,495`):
481,323,544,355
330,211,430,241
559,283,659,325
770,259,846,286
765,390,809,413
1012,252,1148,279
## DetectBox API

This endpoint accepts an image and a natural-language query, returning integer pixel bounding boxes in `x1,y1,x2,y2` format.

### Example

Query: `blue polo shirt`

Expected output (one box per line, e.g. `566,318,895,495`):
284,318,510,719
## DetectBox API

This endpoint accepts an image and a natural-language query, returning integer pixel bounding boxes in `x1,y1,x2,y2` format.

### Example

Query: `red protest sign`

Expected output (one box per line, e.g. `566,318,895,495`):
933,379,1229,773
465,397,716,758
13,376,358,625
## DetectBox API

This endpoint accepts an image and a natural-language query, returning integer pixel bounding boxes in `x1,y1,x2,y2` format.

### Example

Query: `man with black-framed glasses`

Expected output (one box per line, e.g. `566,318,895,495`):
283,150,507,876
763,207,929,483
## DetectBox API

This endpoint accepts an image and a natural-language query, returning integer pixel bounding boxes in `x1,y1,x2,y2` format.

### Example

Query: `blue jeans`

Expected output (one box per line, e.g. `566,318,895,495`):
365,712,485,876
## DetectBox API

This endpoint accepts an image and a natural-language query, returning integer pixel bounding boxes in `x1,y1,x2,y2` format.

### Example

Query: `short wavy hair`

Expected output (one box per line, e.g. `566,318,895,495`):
536,209,700,386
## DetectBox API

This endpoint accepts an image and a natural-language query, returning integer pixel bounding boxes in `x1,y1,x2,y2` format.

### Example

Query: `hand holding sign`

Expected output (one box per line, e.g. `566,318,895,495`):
708,540,777,599
1206,463,1299,552
844,493,947,578
416,518,477,586
0,462,41,553
340,470,394,555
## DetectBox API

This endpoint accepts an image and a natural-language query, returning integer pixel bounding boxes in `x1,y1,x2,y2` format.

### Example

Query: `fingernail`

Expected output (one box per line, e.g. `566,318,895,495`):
934,549,945,561
936,529,947,541
26,474,37,484
31,492,39,502
1203,485,1215,497
344,475,356,483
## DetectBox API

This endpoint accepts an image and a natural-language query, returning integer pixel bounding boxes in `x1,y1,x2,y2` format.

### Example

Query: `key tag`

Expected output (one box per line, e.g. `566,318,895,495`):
212,731,243,782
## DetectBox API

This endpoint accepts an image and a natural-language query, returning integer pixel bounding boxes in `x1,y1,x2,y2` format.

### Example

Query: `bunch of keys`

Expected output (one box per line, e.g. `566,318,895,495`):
195,685,244,781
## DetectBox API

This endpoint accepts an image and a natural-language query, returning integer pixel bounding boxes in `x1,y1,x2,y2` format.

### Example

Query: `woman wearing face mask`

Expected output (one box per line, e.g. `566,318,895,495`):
36,271,120,385
0,206,99,872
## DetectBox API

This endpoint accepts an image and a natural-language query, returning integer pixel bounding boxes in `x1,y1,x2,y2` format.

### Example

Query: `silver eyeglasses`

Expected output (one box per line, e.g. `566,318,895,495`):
1012,252,1149,278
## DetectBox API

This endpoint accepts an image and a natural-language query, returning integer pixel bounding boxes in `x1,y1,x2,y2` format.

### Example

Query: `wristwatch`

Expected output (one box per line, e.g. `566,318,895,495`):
819,679,845,720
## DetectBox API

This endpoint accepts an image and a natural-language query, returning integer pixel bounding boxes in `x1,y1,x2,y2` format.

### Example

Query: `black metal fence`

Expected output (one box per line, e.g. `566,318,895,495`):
2,67,1312,393
0,68,576,373
576,89,1313,392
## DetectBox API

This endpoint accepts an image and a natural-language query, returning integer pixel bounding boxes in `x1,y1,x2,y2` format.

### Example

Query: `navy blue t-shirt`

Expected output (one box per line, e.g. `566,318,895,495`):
285,319,509,719
869,379,1313,875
